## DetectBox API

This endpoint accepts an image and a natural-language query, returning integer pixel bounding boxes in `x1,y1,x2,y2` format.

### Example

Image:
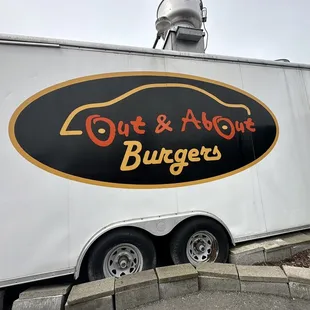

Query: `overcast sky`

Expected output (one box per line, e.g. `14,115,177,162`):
0,0,309,64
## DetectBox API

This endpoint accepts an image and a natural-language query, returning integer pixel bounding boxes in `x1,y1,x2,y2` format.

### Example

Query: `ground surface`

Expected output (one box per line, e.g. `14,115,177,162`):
135,291,310,310
257,250,310,268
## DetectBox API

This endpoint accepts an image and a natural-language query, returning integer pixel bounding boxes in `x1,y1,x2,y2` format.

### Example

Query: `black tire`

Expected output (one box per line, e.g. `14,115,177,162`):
170,217,229,265
87,228,156,281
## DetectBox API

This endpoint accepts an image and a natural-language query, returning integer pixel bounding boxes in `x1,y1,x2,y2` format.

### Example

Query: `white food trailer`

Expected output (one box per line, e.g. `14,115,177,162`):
1,0,310,289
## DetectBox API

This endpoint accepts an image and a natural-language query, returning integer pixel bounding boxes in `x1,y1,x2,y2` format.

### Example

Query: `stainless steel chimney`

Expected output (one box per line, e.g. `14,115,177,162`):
155,0,206,53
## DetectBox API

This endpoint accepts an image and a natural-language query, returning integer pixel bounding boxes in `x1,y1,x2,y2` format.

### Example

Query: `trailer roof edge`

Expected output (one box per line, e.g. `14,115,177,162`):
1,33,310,70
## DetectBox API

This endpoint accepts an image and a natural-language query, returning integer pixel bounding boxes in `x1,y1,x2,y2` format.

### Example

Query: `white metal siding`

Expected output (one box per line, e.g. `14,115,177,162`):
1,40,310,285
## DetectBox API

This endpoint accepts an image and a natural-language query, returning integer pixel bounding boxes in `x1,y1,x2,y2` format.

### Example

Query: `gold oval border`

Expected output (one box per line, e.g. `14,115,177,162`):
8,71,280,189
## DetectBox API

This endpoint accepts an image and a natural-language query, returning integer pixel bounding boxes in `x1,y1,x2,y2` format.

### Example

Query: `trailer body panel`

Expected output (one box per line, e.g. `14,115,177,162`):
1,36,310,287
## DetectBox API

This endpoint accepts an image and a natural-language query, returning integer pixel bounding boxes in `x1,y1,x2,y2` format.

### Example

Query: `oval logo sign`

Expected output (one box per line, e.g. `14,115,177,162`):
9,72,279,189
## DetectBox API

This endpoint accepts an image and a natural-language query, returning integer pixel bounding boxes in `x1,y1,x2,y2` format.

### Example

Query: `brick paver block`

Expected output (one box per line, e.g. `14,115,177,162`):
20,284,71,299
115,269,158,292
230,243,264,255
197,263,238,279
115,270,159,310
156,264,198,283
66,296,113,310
289,282,310,300
199,276,240,292
282,233,310,245
115,284,159,310
67,278,115,306
283,265,310,285
241,281,290,297
237,265,288,283
12,296,64,310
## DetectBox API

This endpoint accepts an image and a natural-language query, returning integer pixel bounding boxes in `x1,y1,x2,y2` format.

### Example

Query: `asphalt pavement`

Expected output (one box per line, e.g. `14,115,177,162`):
135,291,310,310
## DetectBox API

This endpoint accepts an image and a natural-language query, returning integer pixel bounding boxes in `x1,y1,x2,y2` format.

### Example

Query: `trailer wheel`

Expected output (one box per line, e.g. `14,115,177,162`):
87,228,156,281
170,218,229,266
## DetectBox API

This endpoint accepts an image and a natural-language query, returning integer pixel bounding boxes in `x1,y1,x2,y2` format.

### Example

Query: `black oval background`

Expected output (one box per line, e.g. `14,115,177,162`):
9,72,279,189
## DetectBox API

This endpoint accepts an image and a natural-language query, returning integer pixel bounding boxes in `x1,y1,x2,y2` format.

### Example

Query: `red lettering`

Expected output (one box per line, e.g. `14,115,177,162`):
118,121,130,137
235,121,245,133
85,115,116,147
181,109,201,132
244,118,256,132
130,116,146,134
155,115,173,134
201,112,213,131
213,116,235,140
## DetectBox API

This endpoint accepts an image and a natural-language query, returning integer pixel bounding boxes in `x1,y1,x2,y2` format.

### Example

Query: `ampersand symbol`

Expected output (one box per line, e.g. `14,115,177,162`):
155,114,173,134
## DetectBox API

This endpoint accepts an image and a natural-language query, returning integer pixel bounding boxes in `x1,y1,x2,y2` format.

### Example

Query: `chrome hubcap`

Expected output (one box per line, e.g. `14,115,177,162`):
103,244,143,278
186,231,219,265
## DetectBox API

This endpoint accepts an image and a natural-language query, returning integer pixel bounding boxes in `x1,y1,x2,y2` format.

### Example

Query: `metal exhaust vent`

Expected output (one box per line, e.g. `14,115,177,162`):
153,0,207,54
